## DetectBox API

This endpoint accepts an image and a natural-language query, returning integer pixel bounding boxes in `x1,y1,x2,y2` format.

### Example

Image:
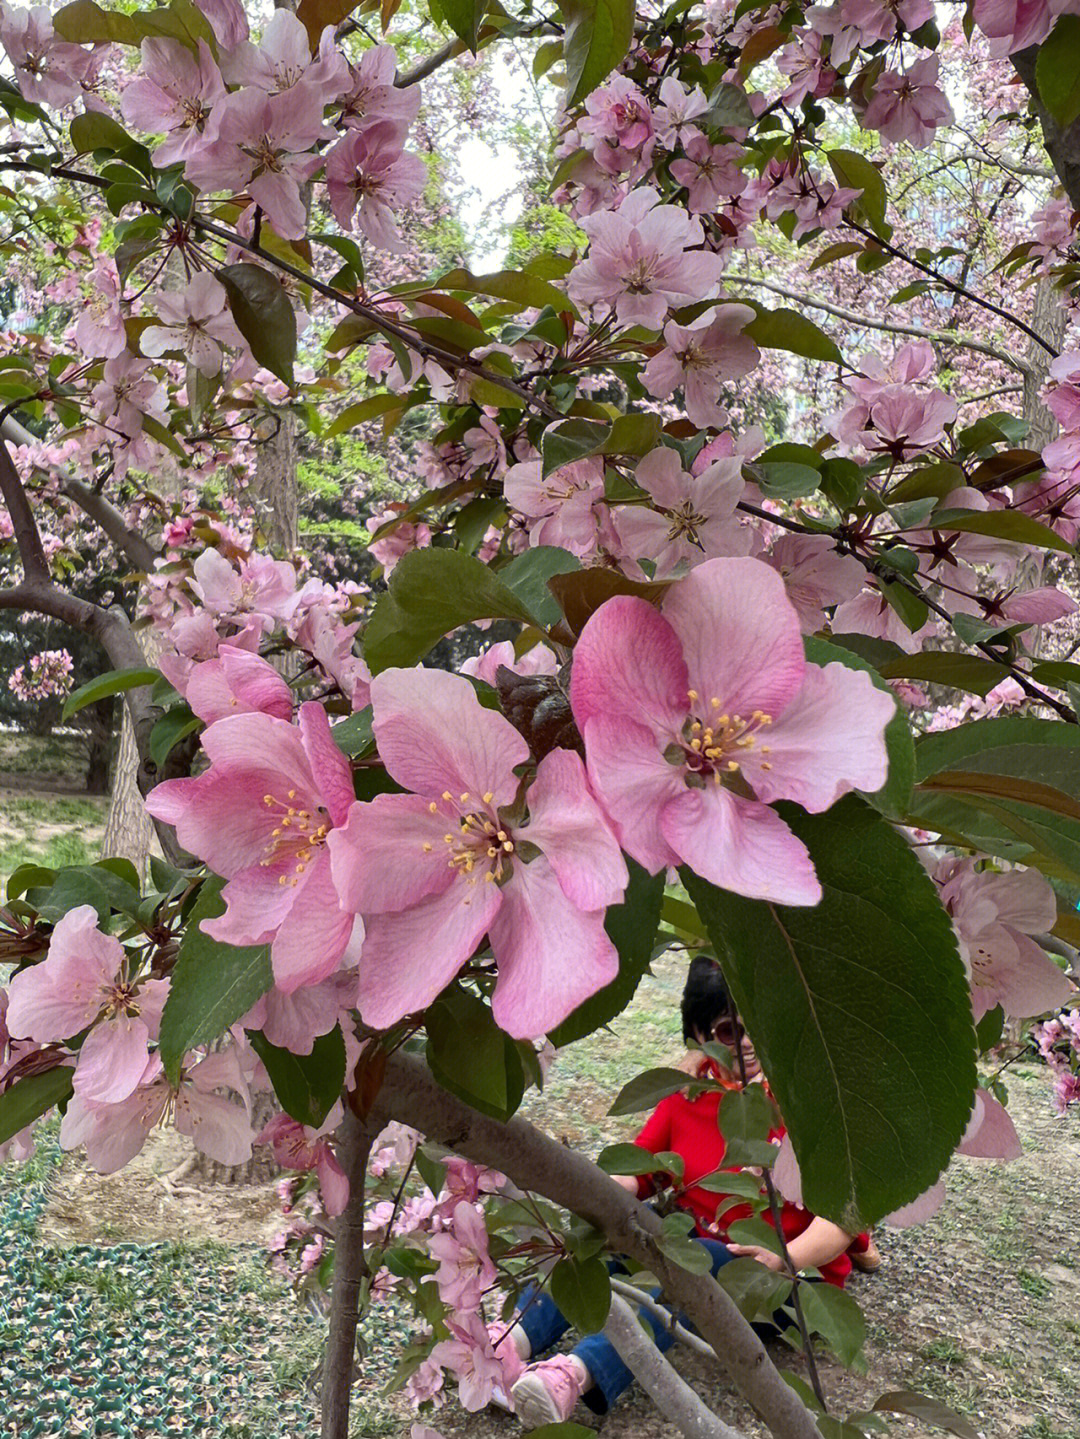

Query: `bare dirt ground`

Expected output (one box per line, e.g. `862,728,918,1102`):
24,949,1080,1439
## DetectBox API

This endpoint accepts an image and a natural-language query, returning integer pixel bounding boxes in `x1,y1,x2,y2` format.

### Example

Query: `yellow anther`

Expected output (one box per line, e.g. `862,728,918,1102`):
487,846,498,857
688,688,699,701
460,792,470,802
444,834,455,844
760,745,772,755
263,794,274,805
422,842,433,852
496,830,508,842
690,738,702,751
502,840,514,852
287,789,297,799
278,875,289,886
726,760,740,771
483,791,494,804
710,696,721,710
428,801,438,813
442,791,453,802
761,761,773,771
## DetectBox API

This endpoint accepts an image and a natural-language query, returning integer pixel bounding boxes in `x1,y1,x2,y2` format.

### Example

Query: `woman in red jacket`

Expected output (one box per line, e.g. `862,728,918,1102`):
505,957,861,1429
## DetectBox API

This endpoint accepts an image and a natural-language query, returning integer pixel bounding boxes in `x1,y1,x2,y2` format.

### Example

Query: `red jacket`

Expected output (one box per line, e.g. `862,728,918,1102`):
632,1074,853,1287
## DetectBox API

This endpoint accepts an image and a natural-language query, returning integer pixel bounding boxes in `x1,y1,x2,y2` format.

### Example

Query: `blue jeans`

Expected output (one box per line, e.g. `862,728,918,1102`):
515,1236,736,1414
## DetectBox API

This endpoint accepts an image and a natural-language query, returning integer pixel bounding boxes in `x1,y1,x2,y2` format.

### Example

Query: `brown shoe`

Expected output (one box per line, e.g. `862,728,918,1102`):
851,1237,881,1273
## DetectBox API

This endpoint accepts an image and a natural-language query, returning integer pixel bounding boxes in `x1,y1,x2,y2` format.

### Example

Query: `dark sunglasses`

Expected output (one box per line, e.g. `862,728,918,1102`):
712,1016,743,1046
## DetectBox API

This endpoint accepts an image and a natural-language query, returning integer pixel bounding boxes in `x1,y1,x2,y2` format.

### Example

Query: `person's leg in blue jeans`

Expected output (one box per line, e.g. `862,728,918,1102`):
516,1237,736,1417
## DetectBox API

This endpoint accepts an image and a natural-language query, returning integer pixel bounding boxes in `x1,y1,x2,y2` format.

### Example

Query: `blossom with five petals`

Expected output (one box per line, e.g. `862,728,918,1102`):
569,557,894,904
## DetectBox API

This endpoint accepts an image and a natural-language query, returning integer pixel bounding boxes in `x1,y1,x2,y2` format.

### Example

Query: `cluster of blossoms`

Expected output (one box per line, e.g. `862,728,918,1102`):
1031,1008,1080,1112
7,648,73,701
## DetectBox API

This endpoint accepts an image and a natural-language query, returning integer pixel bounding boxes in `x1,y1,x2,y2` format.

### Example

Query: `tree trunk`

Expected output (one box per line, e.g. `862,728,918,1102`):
1014,46,1080,211
252,407,300,553
102,626,166,878
1022,276,1070,448
321,1107,374,1439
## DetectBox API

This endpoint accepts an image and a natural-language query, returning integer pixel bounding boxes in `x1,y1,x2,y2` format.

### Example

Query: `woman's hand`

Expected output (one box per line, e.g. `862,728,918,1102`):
725,1242,787,1272
611,1173,641,1194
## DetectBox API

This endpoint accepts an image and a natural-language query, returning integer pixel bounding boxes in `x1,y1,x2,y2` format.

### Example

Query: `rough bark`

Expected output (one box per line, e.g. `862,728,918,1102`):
603,1293,750,1439
1022,276,1070,448
1013,46,1080,211
252,407,300,552
321,1107,375,1439
368,1051,822,1439
102,626,167,877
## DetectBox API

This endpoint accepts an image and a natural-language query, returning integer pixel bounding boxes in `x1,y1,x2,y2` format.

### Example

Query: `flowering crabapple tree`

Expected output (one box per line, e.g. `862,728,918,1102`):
2,0,1080,1436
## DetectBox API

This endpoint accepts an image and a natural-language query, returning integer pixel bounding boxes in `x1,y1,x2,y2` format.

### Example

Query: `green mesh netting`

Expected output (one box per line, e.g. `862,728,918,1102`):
1,1142,323,1438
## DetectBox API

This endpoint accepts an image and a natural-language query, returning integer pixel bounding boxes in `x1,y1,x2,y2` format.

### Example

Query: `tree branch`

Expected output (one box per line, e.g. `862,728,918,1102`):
1,415,157,574
396,38,461,86
0,437,50,585
608,1277,722,1362
369,1051,821,1439
322,1107,375,1439
734,276,1028,373
603,1292,750,1439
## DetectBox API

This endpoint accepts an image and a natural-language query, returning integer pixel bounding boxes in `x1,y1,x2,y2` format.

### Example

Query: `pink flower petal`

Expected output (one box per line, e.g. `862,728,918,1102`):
370,668,528,803
299,700,356,827
356,880,502,1030
73,1015,153,1104
570,595,689,737
580,713,684,873
328,793,456,915
956,1088,1022,1160
489,857,619,1037
661,786,822,904
522,747,628,911
268,854,356,993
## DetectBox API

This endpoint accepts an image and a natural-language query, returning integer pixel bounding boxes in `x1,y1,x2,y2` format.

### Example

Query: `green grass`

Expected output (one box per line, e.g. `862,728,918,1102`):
0,788,106,872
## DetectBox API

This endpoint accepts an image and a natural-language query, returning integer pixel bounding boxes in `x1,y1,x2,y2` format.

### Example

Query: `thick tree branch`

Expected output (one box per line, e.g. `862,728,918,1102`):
1,414,157,574
734,276,1028,372
0,437,49,585
396,38,461,86
603,1293,749,1439
1012,47,1080,211
322,1108,375,1439
369,1051,822,1439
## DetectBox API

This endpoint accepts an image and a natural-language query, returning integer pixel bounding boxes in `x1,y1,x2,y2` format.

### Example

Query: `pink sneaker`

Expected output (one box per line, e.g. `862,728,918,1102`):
511,1355,587,1428
487,1323,526,1412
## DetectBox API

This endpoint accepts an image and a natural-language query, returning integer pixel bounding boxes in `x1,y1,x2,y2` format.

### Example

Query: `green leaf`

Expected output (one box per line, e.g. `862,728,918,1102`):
928,506,1074,555
53,0,138,43
1037,15,1080,127
870,1390,978,1439
519,1425,596,1439
498,546,582,629
656,1229,715,1273
715,1256,793,1318
827,149,889,238
363,548,540,673
716,1085,780,1167
549,1256,612,1331
218,263,296,385
436,266,576,317
559,0,634,104
248,1027,346,1128
426,985,525,1121
877,651,1010,698
609,1067,696,1116
149,706,201,768
597,1143,663,1175
159,876,273,1084
704,82,755,129
681,796,977,1230
436,0,485,49
324,394,402,437
0,1067,73,1146
548,859,665,1046
743,307,843,365
70,110,135,154
62,666,159,719
32,865,125,923
542,417,611,477
329,707,374,758
798,1280,866,1366
803,635,914,821
756,461,822,500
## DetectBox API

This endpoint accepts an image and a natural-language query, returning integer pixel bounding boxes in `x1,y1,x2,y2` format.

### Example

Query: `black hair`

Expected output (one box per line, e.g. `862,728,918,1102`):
681,955,732,1045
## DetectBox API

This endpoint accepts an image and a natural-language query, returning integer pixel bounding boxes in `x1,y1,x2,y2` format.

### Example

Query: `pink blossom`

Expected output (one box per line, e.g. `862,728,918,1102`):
642,304,760,427
856,387,957,459
578,76,655,175
183,88,329,240
614,447,751,578
569,558,895,904
338,44,421,133
325,123,426,249
366,506,432,573
258,1112,350,1215
776,32,834,107
567,187,724,329
434,1156,505,1218
121,39,226,166
841,0,934,42
670,136,746,213
504,455,606,557
74,259,126,359
429,1312,506,1412
194,0,248,47
460,640,558,687
241,973,352,1053
91,353,167,439
141,272,243,377
653,76,709,149
832,586,934,652
973,0,1054,54
328,668,627,1037
933,858,1075,1021
180,644,294,725
60,1050,252,1173
764,535,866,633
863,58,954,148
292,605,372,709
145,703,360,993
6,906,168,1104
428,1200,498,1309
956,1088,1022,1160
189,548,299,630
0,5,95,108
221,10,350,103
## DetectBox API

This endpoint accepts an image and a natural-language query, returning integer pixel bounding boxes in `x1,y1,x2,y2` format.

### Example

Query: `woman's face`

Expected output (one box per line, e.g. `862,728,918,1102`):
708,1014,761,1082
